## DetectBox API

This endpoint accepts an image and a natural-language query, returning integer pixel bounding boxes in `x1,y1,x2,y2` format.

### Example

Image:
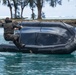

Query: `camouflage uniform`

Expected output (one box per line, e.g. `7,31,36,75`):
3,18,24,49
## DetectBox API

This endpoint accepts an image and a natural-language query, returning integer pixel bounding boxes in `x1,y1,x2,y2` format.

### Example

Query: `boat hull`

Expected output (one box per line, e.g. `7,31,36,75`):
0,42,76,54
1,22,76,54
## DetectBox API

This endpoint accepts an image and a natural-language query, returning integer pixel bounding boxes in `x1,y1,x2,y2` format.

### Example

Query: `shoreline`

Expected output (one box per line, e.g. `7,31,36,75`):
0,19,76,26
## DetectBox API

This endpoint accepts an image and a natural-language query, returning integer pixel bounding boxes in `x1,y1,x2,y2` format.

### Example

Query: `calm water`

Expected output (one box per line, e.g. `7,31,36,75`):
0,28,76,75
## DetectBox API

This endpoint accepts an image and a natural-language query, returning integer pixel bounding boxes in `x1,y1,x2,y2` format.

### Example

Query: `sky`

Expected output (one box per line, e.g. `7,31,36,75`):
0,0,76,19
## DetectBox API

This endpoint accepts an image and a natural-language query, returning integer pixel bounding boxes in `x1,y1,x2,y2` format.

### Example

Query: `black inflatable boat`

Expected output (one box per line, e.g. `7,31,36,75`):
0,21,76,54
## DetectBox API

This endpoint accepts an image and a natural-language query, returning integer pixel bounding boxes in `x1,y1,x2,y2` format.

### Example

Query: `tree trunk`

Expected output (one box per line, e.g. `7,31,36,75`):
13,0,17,18
15,8,17,18
31,8,34,20
36,0,42,19
37,7,42,19
21,8,23,19
10,8,12,19
7,0,12,18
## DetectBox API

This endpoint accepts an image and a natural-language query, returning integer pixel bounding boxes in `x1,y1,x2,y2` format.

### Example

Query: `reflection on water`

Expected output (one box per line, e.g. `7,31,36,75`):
0,52,76,75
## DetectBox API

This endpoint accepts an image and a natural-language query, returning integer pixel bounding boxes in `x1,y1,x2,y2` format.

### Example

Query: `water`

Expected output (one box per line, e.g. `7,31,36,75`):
0,28,76,75
0,53,76,75
0,28,9,44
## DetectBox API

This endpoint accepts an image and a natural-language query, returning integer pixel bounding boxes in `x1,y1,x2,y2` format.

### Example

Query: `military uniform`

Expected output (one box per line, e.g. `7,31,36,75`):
3,19,25,49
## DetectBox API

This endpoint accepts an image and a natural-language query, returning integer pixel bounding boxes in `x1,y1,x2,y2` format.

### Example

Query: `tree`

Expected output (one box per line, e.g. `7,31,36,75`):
2,0,13,18
34,0,44,19
18,0,28,18
28,0,47,19
34,0,62,19
36,0,43,19
12,0,19,18
28,0,36,20
7,0,13,18
1,0,69,19
46,0,62,7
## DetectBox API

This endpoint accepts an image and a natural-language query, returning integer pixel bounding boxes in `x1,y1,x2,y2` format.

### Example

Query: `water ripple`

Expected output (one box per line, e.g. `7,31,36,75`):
0,53,75,75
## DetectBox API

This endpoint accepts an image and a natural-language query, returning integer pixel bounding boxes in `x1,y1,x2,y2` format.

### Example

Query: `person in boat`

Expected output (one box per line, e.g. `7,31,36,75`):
3,17,25,49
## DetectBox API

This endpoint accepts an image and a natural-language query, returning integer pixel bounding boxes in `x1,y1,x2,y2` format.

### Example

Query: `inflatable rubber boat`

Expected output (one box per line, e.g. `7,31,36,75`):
0,21,76,54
